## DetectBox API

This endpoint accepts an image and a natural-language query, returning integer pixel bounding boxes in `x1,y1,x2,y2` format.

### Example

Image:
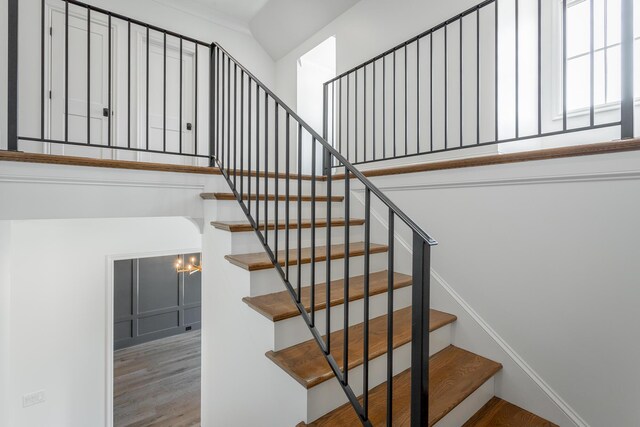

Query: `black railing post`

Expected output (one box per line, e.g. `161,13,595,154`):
7,0,19,151
620,0,634,139
209,43,216,166
411,233,431,426
322,83,330,175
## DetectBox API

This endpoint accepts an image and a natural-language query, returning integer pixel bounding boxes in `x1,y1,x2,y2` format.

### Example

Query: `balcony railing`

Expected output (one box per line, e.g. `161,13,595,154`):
322,0,636,167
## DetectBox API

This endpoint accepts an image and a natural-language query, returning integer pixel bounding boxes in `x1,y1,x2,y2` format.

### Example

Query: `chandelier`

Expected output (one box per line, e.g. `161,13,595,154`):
175,256,202,274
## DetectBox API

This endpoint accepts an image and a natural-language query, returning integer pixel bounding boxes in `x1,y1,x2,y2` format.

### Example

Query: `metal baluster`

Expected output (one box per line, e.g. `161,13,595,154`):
209,45,215,167
146,26,149,151
240,71,245,199
163,32,166,151
477,9,481,144
373,61,376,161
42,0,46,142
364,65,367,162
325,150,332,352
255,84,260,221
128,21,132,149
430,33,433,152
86,7,90,144
393,50,397,157
234,64,238,186
310,137,317,326
227,56,231,173
495,1,499,142
343,175,350,384
248,78,252,209
515,0,519,139
179,37,182,153
386,209,395,425
410,234,431,426
383,56,387,159
339,77,343,157
355,69,358,163
417,38,420,153
65,0,69,143
7,0,17,151
297,123,303,302
285,111,291,280
405,44,408,155
272,95,277,254
562,0,567,131
363,188,371,419
444,24,448,149
347,75,350,161
195,44,199,155
265,100,270,245
460,18,463,147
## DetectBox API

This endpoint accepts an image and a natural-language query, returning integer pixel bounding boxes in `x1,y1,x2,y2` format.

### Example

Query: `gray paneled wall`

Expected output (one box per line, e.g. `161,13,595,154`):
114,253,201,350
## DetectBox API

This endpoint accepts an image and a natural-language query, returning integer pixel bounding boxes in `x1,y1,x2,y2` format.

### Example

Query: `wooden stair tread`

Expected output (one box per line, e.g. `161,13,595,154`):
200,192,343,202
300,346,502,427
462,397,558,427
211,218,364,232
266,307,457,388
243,271,413,321
225,242,388,271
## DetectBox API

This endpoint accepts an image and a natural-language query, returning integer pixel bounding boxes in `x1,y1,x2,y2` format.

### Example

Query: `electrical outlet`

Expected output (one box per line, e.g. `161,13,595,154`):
23,390,45,408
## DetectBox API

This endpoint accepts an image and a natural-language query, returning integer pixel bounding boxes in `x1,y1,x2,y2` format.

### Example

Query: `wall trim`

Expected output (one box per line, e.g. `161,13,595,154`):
0,173,205,191
105,247,201,427
353,169,640,192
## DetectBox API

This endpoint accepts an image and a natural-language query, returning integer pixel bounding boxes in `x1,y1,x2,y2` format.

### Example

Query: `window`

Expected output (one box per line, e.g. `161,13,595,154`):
565,0,639,112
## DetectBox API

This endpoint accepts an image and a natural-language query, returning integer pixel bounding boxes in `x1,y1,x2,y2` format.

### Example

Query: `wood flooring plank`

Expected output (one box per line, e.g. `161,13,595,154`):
300,346,502,427
243,271,413,321
201,193,343,202
225,242,389,271
462,397,559,427
114,331,201,427
211,217,364,232
266,307,457,388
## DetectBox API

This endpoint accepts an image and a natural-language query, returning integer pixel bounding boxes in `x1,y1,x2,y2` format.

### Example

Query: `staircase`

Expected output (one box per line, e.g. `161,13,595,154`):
200,43,559,426
201,185,557,426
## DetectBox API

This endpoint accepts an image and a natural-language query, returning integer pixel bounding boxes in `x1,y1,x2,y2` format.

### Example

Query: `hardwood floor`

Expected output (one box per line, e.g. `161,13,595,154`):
114,331,201,427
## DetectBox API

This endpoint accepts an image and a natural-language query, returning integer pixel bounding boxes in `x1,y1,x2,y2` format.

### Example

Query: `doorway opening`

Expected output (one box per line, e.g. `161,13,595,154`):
296,36,336,174
112,252,202,426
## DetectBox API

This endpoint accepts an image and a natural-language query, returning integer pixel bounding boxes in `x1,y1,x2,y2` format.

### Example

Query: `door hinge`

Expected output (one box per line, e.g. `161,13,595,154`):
49,91,52,99
49,27,52,36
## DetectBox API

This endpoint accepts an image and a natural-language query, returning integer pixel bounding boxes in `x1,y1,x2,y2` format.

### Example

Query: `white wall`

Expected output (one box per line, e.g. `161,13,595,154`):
0,0,276,152
4,217,201,427
0,221,12,427
351,149,640,426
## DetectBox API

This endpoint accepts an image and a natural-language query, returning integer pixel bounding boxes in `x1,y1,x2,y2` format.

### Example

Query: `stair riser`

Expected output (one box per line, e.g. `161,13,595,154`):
215,200,342,221
247,255,394,297
434,377,495,427
227,226,365,255
305,328,452,423
272,286,413,351
225,176,323,195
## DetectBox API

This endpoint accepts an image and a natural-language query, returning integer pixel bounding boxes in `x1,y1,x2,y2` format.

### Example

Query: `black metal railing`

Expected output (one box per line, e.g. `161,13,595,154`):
323,0,636,167
211,41,438,426
7,0,438,424
7,0,211,161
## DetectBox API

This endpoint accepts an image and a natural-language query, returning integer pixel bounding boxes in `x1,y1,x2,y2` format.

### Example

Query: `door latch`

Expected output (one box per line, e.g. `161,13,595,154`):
103,108,110,118
186,123,193,131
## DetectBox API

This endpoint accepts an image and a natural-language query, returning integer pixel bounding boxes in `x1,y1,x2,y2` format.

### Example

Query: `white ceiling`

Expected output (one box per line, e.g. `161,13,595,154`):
156,0,361,60
249,0,360,60
192,0,270,24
